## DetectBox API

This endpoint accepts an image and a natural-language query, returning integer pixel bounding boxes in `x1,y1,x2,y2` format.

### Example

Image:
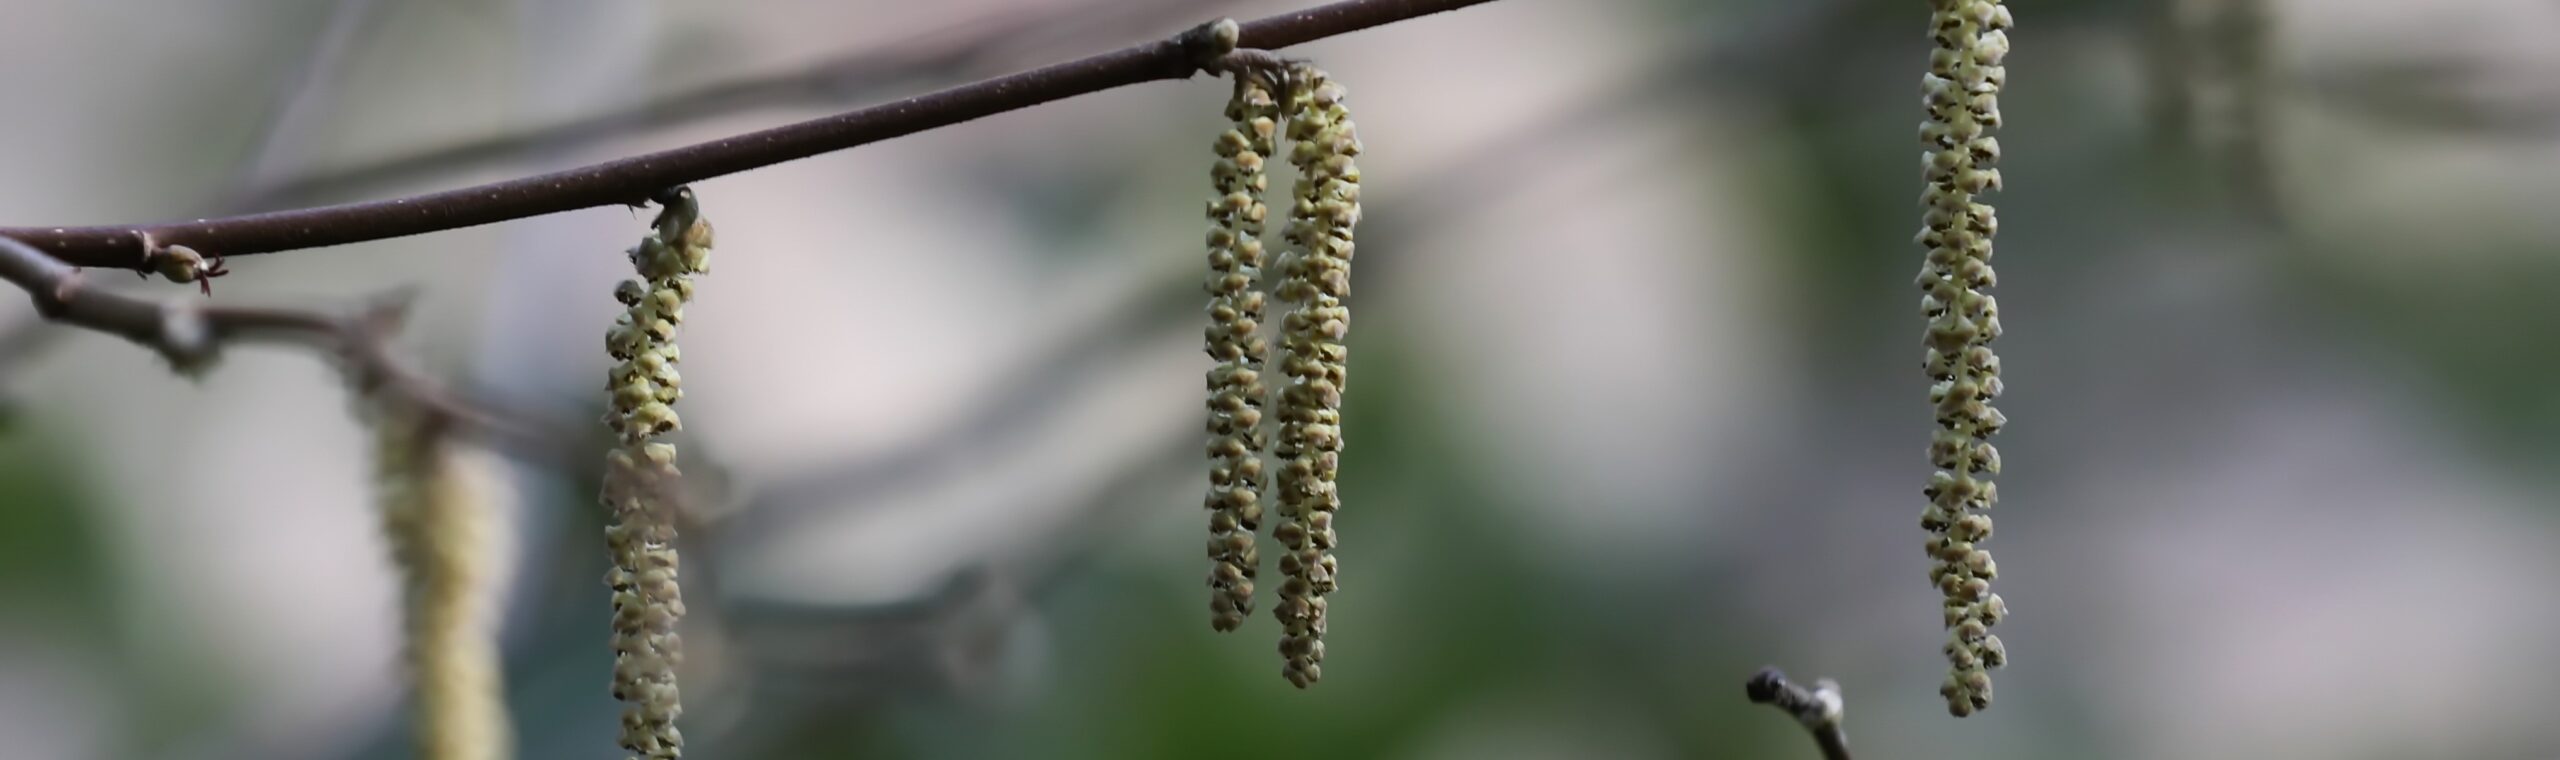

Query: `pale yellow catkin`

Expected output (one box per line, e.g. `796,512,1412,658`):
1204,71,1281,633
1271,63,1360,689
1915,0,2013,718
374,407,513,760
600,189,711,758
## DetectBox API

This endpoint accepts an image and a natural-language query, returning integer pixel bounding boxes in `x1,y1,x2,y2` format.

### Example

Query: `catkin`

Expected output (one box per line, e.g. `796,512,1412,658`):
373,407,513,760
1204,72,1281,633
600,188,711,757
1915,0,2013,717
1270,63,1360,689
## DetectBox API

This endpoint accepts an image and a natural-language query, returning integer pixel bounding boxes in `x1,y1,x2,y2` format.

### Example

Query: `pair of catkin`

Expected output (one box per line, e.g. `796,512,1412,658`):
600,188,712,758
1200,61,1362,689
1916,0,2013,717
370,403,512,760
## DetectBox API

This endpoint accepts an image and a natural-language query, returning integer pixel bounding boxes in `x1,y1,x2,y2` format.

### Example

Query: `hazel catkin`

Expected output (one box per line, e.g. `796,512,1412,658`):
1269,63,1361,689
1203,71,1281,633
1916,0,2013,718
599,188,712,757
370,404,512,760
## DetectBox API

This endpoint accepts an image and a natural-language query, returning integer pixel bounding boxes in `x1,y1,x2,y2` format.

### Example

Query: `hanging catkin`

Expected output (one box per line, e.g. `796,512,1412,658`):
1270,62,1360,689
600,188,712,756
1915,0,2014,717
372,406,513,760
1203,70,1282,634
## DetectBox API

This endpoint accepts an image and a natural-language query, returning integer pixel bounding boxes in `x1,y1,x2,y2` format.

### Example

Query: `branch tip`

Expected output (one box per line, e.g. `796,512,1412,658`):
1744,666,1786,702
1746,666,1852,760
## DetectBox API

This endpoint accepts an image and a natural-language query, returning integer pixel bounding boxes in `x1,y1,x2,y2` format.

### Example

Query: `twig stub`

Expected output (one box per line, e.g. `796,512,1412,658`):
1745,666,1853,760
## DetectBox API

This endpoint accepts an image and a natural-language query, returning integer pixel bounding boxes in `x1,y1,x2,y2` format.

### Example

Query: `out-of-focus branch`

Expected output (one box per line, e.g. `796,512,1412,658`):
707,265,1200,537
3,0,1505,269
227,0,1251,211
1745,667,1852,760
224,0,390,204
695,433,1196,758
0,234,532,445
1394,0,1854,227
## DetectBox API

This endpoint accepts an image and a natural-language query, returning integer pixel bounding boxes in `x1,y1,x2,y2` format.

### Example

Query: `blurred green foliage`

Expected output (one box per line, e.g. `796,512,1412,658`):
0,421,113,636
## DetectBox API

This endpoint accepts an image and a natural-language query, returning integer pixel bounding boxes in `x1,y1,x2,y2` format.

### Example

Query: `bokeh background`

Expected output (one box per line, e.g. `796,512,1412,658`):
5,0,2560,758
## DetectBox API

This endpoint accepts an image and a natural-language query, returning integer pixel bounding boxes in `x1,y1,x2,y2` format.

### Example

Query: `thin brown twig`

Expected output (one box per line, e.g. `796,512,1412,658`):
1746,667,1853,760
241,0,1837,216
225,0,1254,211
0,233,533,445
3,0,1504,269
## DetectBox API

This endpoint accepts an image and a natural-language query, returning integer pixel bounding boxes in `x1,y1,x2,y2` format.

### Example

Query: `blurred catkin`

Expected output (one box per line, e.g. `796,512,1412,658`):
372,406,512,760
1204,71,1280,633
1271,63,1361,689
600,188,712,758
1916,0,2012,717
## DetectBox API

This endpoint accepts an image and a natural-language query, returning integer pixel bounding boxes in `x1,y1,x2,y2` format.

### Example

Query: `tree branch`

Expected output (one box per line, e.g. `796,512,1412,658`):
224,0,1252,211
1746,667,1852,760
0,234,530,443
2,0,1502,270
